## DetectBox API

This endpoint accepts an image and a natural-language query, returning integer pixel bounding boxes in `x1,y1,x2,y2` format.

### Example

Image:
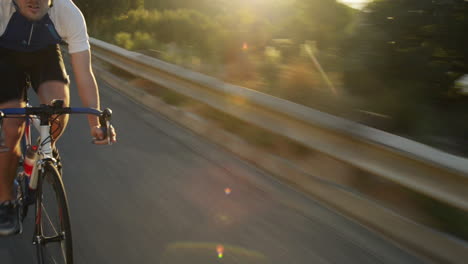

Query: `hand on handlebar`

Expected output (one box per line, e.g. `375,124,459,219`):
91,108,116,145
91,125,116,145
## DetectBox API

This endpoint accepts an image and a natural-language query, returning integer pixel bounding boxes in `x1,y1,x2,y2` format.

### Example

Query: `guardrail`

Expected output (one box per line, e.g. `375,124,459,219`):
90,37,468,212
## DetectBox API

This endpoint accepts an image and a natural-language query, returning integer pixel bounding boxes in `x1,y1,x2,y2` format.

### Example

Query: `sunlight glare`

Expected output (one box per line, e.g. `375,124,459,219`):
338,0,371,9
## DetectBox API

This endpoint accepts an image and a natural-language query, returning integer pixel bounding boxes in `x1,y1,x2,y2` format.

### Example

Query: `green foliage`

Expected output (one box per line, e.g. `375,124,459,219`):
114,31,156,51
344,0,468,97
132,32,155,50
73,0,139,23
259,46,282,89
80,0,468,151
281,0,355,50
96,8,225,61
144,0,224,15
83,0,354,63
275,60,327,104
114,32,133,50
342,0,468,151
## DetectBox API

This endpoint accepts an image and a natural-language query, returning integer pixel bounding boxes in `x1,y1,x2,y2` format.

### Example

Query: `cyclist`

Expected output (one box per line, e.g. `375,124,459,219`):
0,0,116,236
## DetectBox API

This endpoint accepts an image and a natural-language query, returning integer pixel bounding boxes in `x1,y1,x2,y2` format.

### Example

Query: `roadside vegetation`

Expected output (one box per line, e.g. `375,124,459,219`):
76,0,468,155
76,0,468,240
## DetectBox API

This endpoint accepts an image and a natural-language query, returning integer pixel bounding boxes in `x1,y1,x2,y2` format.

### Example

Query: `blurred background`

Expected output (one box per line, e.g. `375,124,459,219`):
75,0,468,156
67,0,468,250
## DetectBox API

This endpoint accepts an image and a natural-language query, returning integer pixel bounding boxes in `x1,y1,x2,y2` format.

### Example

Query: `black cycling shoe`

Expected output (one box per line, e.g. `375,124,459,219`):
0,200,21,236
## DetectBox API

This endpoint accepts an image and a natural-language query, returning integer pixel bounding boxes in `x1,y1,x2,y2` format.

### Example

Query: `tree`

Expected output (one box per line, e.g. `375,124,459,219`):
342,0,468,150
343,0,468,97
74,0,142,24
281,0,354,49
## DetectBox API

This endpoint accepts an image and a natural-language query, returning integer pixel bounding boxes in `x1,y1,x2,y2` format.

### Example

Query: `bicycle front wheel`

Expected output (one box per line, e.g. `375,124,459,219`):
34,161,73,264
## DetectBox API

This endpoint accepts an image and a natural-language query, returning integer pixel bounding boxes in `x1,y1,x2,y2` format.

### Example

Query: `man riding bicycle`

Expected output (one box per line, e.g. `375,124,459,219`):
0,0,117,235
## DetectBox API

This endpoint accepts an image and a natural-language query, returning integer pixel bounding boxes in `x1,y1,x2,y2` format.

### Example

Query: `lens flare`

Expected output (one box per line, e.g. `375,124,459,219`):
242,42,248,51
217,244,224,258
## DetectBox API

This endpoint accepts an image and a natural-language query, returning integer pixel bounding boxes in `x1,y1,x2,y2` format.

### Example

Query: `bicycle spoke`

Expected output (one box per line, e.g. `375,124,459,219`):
41,185,68,262
42,204,59,235
49,254,59,264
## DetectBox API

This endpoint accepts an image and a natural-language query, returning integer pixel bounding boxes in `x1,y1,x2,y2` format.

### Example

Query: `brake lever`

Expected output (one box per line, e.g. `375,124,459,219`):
99,121,112,145
107,121,112,145
98,108,113,145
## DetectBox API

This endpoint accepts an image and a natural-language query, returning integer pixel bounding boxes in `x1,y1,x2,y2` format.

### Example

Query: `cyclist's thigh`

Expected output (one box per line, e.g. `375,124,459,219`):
30,44,70,101
37,80,70,106
0,48,28,104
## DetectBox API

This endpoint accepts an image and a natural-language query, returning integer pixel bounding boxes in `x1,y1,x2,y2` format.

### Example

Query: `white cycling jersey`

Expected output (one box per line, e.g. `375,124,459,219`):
0,0,89,53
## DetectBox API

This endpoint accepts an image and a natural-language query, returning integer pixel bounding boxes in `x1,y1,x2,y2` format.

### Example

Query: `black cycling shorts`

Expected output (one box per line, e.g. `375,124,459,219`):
0,44,69,104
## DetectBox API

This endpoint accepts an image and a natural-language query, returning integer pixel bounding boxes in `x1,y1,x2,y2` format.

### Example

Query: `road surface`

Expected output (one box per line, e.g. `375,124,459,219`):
0,69,425,264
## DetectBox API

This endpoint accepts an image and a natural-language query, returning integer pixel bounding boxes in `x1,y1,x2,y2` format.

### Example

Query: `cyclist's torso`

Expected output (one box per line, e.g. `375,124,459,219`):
0,0,90,54
0,11,62,52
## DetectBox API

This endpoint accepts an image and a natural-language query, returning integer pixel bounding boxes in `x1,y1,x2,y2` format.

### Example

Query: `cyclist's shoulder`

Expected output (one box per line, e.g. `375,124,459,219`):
0,0,13,9
51,0,82,12
49,0,86,28
0,1,14,34
0,1,14,17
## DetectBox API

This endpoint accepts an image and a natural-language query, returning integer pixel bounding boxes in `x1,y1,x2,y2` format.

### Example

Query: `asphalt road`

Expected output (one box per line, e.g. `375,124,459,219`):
0,69,426,263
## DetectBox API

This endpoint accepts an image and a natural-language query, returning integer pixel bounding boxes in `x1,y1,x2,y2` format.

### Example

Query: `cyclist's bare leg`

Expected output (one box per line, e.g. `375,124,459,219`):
0,100,26,202
37,81,70,143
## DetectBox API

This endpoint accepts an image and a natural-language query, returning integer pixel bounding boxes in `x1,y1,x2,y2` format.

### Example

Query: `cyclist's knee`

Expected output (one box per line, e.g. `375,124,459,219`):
37,82,70,142
1,120,25,156
1,101,25,152
37,81,70,106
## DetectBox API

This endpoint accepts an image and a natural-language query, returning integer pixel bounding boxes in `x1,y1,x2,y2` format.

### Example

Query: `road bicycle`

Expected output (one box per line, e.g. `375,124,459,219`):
0,99,113,264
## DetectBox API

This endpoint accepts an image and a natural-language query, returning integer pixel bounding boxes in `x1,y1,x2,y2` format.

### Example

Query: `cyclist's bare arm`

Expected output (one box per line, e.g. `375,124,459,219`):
70,49,116,144
70,49,99,126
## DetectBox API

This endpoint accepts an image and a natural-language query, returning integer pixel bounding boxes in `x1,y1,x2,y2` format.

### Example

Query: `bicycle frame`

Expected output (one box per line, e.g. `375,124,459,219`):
22,112,55,192
0,102,112,203
0,101,112,263
0,108,54,199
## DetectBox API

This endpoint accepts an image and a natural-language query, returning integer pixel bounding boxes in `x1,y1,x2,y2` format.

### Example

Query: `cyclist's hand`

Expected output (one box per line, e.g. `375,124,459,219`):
91,125,117,145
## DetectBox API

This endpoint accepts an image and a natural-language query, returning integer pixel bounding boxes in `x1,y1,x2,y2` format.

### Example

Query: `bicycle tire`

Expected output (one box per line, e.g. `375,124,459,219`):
34,161,73,264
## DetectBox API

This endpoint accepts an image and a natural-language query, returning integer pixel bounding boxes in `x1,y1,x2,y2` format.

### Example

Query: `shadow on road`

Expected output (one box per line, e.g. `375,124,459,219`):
0,216,37,263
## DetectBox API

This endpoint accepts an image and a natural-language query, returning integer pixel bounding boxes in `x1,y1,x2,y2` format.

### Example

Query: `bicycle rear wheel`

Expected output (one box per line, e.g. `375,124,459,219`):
34,161,73,264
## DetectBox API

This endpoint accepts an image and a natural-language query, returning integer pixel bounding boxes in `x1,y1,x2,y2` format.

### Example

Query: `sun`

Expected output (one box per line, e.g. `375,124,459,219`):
338,0,371,9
